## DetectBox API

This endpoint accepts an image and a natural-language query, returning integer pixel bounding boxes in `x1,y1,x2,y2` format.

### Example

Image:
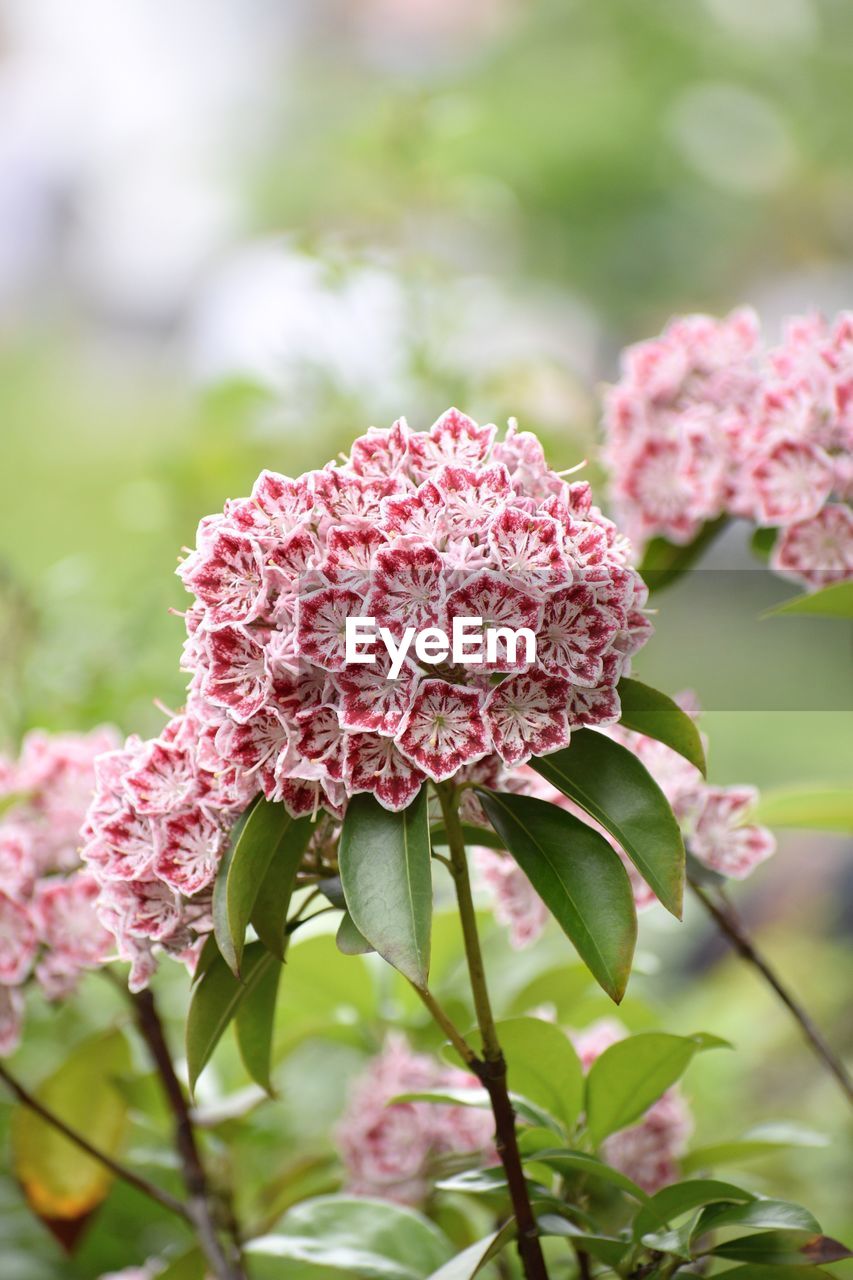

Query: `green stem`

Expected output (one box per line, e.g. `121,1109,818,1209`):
435,782,549,1280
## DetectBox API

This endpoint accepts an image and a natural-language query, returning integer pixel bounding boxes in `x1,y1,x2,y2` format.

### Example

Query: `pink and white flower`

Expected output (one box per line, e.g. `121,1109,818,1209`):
604,308,853,589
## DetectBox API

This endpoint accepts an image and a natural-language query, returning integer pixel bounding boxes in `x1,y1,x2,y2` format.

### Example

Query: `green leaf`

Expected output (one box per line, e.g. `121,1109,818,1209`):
749,786,853,834
430,823,506,851
11,1029,131,1241
245,1195,453,1280
339,788,432,987
336,910,375,955
156,1249,206,1280
751,526,778,561
695,1198,820,1240
633,1179,754,1239
477,790,637,1002
712,1268,838,1279
536,1216,630,1267
426,1222,516,1280
532,729,685,918
410,1084,563,1134
709,1230,852,1266
616,678,706,776
585,1032,728,1146
639,517,729,593
186,939,279,1092
763,579,853,618
527,1148,650,1203
235,948,283,1093
216,798,313,971
453,1016,584,1133
681,1124,828,1174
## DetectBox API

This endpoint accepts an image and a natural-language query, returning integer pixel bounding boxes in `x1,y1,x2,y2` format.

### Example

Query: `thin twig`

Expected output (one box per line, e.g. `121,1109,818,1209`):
689,877,853,1106
436,783,550,1280
411,985,480,1069
128,987,247,1279
0,1062,190,1222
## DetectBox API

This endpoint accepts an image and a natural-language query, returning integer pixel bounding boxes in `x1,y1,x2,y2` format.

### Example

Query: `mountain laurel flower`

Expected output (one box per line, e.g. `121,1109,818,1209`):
0,728,119,1054
604,309,853,588
572,1019,693,1194
335,1032,495,1205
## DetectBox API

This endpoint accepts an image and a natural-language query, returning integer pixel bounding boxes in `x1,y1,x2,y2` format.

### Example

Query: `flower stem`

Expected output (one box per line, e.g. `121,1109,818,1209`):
689,877,853,1107
0,1061,190,1223
412,985,479,1069
128,987,247,1280
435,782,549,1280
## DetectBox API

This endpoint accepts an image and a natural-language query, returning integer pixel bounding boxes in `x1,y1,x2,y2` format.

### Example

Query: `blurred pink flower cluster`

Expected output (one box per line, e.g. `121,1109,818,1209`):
604,309,853,588
475,696,775,946
336,1032,495,1205
0,728,118,1054
572,1019,693,1194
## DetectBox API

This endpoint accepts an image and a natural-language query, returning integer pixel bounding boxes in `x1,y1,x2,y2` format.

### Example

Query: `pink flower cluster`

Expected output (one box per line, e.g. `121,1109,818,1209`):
0,728,119,1055
572,1019,693,1194
79,714,254,989
475,696,775,947
335,1032,495,1205
604,309,853,588
173,410,650,814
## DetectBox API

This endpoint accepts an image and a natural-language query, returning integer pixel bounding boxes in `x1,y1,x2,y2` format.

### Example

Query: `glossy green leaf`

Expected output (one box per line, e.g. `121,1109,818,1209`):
617,677,706,775
763,579,853,618
426,1221,516,1280
187,939,279,1092
532,729,685,918
339,788,432,987
235,948,282,1093
536,1216,630,1267
633,1179,754,1239
216,798,313,971
639,517,729,593
585,1031,728,1146
11,1029,131,1237
709,1230,852,1266
749,786,853,834
695,1198,819,1240
477,790,637,1002
713,1268,837,1279
526,1148,650,1203
245,1195,453,1279
336,910,375,955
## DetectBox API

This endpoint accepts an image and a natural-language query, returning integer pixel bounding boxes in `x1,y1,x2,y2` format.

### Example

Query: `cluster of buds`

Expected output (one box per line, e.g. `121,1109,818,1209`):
604,309,853,588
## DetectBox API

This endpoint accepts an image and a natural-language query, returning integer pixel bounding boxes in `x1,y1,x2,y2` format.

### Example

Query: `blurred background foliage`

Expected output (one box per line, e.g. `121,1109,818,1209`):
0,0,850,1275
